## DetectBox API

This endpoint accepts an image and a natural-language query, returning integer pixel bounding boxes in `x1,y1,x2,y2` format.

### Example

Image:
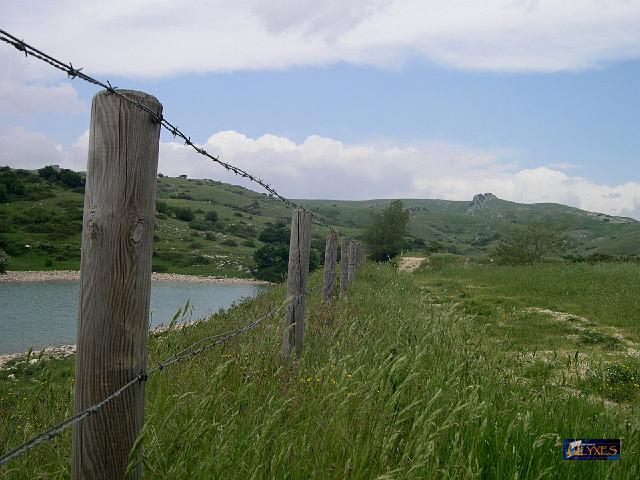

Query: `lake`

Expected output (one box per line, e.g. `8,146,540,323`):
0,280,267,355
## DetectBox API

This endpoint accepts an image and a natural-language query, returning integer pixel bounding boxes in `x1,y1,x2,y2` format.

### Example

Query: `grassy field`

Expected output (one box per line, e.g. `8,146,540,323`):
1,261,638,478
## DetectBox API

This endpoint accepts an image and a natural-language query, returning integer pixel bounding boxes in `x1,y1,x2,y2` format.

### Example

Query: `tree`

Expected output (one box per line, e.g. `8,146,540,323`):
58,169,84,189
494,223,563,265
363,200,410,261
38,165,59,181
258,220,290,244
253,220,320,281
253,243,289,281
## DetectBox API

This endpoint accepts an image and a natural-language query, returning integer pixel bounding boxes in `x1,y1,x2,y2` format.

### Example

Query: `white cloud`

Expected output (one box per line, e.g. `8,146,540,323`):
12,127,638,218
2,0,640,76
2,127,638,218
0,49,85,118
0,127,87,171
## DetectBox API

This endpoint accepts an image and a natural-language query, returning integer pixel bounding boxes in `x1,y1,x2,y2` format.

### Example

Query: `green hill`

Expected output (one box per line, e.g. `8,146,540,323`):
0,167,638,276
297,194,640,257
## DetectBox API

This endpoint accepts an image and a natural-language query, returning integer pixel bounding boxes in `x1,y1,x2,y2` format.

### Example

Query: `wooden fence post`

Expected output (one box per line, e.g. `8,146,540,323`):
340,239,350,296
322,230,338,304
282,209,312,358
356,244,364,267
347,242,356,284
73,90,162,480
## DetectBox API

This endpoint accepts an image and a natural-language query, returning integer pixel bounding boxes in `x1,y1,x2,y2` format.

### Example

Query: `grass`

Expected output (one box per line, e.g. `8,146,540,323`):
1,262,639,478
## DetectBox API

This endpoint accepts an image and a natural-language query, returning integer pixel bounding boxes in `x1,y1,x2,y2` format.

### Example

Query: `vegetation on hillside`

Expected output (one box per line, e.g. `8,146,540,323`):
363,200,410,261
494,223,563,264
1,166,638,276
1,261,639,478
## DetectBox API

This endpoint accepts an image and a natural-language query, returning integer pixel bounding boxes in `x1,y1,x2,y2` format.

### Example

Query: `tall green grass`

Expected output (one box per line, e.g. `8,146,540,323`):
1,263,638,478
415,255,640,336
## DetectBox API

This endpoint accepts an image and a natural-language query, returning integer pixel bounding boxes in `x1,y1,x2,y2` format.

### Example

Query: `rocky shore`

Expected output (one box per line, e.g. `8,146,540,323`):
0,270,271,285
0,344,76,369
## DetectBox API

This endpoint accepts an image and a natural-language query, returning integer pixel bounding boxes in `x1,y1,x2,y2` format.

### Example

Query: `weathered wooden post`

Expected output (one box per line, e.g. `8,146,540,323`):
356,243,364,267
322,230,338,304
282,209,312,358
347,242,357,284
73,90,162,480
340,238,350,296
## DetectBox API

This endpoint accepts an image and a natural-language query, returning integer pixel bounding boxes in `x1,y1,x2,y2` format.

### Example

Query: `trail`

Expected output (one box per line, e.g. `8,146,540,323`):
398,256,426,272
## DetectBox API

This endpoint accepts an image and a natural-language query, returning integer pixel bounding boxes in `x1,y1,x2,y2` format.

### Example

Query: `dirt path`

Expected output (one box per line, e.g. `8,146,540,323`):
398,256,426,272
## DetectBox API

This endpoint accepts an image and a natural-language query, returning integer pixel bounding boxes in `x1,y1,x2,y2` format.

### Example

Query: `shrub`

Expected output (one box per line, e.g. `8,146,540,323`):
175,206,195,222
242,239,256,248
221,238,238,247
253,243,289,281
226,223,257,240
205,210,219,223
58,169,84,189
494,224,563,265
258,221,290,244
156,201,169,214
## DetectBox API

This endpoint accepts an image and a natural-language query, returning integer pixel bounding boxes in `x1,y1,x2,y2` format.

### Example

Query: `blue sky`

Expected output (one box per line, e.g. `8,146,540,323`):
1,0,639,217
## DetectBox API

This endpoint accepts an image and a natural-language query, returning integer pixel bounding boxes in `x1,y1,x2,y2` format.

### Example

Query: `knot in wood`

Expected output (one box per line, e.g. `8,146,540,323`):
131,220,145,244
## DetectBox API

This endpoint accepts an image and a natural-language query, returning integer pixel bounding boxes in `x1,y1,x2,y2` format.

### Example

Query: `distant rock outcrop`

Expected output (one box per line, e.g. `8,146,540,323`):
465,193,497,214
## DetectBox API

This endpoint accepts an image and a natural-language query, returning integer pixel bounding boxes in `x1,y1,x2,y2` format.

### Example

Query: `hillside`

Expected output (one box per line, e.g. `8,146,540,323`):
1,167,638,277
298,195,640,256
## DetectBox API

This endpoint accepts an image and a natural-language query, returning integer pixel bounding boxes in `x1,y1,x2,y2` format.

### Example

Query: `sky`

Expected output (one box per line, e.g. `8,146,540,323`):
1,0,639,218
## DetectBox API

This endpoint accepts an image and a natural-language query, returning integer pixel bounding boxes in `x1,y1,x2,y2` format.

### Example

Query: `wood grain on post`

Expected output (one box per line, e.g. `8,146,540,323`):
347,242,356,284
322,230,338,304
73,90,162,480
340,239,350,296
282,209,312,358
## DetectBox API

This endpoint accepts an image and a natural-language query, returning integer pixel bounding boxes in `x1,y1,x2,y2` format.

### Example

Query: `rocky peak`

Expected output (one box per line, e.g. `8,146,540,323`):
465,193,496,214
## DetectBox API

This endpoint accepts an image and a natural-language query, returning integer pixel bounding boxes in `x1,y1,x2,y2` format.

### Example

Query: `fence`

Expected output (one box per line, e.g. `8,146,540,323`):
0,29,366,479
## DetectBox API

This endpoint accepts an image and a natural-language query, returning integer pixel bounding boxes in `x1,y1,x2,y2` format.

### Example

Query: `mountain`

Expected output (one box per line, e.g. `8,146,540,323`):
0,166,638,276
297,194,639,257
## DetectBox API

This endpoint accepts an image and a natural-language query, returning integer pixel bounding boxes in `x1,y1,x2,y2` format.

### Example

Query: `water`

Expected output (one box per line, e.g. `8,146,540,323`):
0,280,267,355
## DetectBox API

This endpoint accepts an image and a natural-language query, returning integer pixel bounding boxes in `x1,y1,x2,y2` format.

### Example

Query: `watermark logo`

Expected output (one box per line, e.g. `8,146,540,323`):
563,439,621,460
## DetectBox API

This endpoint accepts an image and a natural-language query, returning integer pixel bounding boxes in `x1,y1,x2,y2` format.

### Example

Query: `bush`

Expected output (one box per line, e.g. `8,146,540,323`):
175,206,195,222
253,243,289,281
58,169,84,189
156,201,169,214
494,224,563,265
221,239,238,247
226,223,257,240
259,221,290,244
205,210,219,223
242,239,256,248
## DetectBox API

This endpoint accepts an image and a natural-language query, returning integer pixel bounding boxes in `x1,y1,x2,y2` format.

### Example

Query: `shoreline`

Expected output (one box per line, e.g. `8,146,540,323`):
0,270,272,286
0,318,206,369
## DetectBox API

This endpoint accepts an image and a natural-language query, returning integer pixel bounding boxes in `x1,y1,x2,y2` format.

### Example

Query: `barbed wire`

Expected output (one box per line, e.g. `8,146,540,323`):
0,284,325,467
0,280,325,466
0,27,362,467
0,28,345,236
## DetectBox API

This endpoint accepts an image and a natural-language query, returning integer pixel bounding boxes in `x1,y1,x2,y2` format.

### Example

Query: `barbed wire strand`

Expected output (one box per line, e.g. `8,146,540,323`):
0,281,325,466
0,28,350,237
0,282,326,467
